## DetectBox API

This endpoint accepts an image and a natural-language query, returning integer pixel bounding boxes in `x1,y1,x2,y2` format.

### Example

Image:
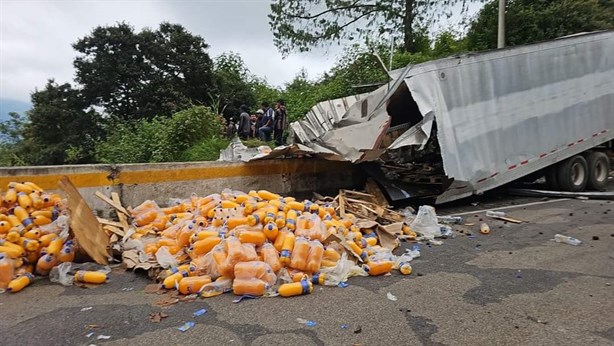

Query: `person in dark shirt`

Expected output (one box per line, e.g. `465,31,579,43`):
273,99,287,146
258,102,274,141
254,109,264,138
237,105,251,139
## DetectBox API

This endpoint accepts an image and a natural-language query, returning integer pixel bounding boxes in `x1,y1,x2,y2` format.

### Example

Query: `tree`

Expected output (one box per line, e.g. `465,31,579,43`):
466,0,614,51
212,53,257,118
73,22,215,120
269,0,484,55
24,80,103,165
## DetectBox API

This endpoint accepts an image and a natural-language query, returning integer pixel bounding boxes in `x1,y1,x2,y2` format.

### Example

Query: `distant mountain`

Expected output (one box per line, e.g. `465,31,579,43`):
0,98,31,121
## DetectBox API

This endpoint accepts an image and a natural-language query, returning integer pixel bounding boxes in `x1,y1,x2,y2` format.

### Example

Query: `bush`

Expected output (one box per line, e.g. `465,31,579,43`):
181,137,230,162
95,106,225,163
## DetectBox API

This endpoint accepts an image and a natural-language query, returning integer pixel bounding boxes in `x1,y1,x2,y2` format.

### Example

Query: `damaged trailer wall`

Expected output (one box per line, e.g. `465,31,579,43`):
399,31,614,203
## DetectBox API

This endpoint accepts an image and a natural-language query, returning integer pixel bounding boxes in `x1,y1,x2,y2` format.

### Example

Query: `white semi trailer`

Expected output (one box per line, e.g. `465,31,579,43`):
288,31,613,204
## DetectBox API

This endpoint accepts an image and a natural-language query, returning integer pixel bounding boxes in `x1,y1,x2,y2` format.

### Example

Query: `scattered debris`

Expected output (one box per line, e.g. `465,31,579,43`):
96,335,111,340
387,292,398,301
553,234,582,246
149,312,169,323
341,324,349,329
592,236,600,240
354,325,362,334
144,284,161,294
480,223,491,235
85,332,94,338
154,296,179,307
338,282,349,288
296,318,317,327
193,308,207,317
177,321,195,332
80,307,93,312
232,295,258,303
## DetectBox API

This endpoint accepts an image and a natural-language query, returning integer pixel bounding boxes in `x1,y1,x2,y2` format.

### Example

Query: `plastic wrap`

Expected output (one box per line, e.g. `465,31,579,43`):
410,206,440,240
49,262,111,286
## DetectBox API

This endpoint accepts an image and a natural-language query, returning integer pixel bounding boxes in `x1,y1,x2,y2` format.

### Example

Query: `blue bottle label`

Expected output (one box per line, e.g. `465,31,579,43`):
300,280,310,294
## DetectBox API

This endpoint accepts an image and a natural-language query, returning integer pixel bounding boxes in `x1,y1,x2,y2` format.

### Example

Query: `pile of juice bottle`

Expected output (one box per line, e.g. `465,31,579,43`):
0,182,107,293
130,189,415,298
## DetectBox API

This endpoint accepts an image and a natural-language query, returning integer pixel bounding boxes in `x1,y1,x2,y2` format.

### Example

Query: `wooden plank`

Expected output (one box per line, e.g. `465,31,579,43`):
103,225,125,237
111,192,131,231
338,190,346,218
97,217,125,229
59,176,109,265
365,178,389,207
343,190,374,198
95,191,129,216
493,216,523,224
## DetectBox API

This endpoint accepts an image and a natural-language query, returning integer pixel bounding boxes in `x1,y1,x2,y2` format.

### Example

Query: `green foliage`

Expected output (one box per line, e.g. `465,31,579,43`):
212,52,258,118
25,80,103,165
269,0,484,54
73,22,215,120
466,0,614,51
180,137,231,162
242,138,274,148
95,106,225,163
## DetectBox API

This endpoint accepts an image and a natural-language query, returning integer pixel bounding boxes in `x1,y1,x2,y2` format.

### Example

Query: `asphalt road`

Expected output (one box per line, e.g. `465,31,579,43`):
1,193,613,345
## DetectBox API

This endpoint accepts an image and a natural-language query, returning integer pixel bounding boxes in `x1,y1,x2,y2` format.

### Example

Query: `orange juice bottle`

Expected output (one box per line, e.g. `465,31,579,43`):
323,247,341,261
35,253,57,275
234,261,273,280
284,201,305,213
278,279,313,297
0,254,14,289
192,237,222,256
273,231,287,252
306,241,324,273
247,209,266,226
346,240,367,261
275,211,286,228
290,237,310,271
29,192,43,209
178,275,212,295
263,222,279,242
257,190,280,201
39,233,58,248
23,229,42,240
57,242,75,263
226,217,249,230
16,193,32,210
200,276,233,298
238,230,266,246
46,237,64,256
75,271,108,284
232,278,267,296
279,232,295,265
285,210,298,231
261,243,282,273
0,220,11,233
8,273,34,293
3,188,17,205
363,260,394,276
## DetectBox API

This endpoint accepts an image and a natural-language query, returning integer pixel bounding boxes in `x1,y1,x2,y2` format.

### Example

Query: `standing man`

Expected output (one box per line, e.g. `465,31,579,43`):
258,102,274,142
273,99,287,146
237,105,251,139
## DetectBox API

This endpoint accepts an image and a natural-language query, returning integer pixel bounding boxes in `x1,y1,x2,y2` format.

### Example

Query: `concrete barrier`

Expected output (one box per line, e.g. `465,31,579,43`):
0,160,363,217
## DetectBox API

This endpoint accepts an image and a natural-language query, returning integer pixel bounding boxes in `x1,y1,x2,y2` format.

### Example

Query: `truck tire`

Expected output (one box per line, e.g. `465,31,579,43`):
545,164,560,190
557,155,589,192
586,151,609,191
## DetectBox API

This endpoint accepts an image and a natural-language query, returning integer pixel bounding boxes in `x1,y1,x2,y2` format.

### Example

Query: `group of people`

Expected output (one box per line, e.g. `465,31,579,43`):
230,100,287,146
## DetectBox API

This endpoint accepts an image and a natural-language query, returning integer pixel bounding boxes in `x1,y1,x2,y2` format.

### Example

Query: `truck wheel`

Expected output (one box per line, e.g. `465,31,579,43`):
557,155,588,192
545,164,560,190
586,151,609,191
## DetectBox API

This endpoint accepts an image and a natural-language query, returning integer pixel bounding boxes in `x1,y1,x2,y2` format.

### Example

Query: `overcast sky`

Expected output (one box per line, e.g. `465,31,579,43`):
1,0,483,103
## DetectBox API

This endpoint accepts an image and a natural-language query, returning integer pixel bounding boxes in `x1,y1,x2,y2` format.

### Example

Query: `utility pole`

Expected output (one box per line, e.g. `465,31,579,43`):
498,0,506,48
